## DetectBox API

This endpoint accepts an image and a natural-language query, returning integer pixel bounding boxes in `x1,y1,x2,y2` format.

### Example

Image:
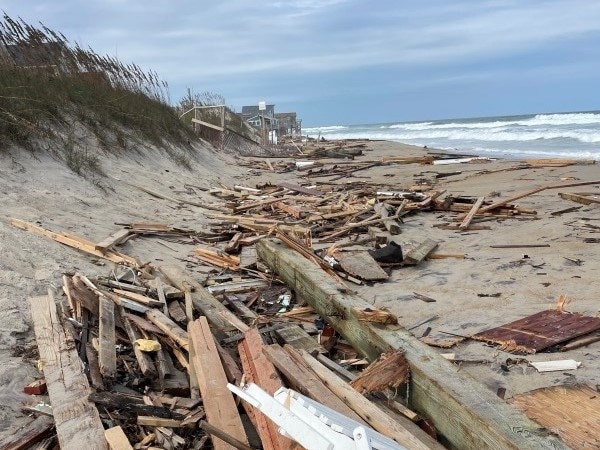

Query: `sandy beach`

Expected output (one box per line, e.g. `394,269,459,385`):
1,138,598,444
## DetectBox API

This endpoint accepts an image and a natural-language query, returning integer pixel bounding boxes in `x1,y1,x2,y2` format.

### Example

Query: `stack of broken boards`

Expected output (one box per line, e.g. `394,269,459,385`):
11,262,439,450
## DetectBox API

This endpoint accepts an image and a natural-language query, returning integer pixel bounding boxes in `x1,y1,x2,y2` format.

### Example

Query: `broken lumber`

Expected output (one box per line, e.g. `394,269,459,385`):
104,426,133,450
145,309,189,351
458,196,485,230
256,238,567,450
95,228,131,253
349,351,410,394
238,328,295,450
99,295,116,380
295,348,436,450
404,239,439,265
0,415,54,450
188,317,248,450
29,293,107,450
159,266,249,339
10,219,139,267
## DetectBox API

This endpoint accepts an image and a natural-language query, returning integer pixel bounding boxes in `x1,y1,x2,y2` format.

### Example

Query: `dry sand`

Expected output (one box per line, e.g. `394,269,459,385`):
1,138,599,440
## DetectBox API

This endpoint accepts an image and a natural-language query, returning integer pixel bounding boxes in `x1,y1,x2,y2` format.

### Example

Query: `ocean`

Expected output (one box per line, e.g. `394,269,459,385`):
303,111,600,160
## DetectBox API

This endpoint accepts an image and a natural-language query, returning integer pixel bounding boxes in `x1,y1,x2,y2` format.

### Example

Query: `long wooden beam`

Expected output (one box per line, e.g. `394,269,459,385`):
29,293,107,450
256,238,567,450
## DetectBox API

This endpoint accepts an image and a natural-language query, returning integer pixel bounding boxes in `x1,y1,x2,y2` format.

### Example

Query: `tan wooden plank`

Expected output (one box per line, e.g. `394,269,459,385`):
95,228,131,253
191,117,225,132
145,309,189,351
403,239,439,265
558,192,600,205
188,317,248,450
112,289,163,307
11,219,138,266
263,344,365,423
29,294,107,450
458,196,485,230
117,307,157,378
105,426,133,450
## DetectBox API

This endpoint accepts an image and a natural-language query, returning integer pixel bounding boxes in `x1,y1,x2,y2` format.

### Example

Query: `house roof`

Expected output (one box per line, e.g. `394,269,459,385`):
241,104,275,118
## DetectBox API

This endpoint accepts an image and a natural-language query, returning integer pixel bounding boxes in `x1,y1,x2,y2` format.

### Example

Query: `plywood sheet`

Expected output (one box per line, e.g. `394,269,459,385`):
511,385,600,450
472,309,600,353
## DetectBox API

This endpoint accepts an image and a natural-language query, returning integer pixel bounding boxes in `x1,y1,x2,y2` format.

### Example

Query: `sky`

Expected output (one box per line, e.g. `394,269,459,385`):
3,0,600,126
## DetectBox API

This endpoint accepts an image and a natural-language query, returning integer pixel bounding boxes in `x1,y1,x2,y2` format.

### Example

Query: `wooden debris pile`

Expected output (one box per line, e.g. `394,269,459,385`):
10,259,439,449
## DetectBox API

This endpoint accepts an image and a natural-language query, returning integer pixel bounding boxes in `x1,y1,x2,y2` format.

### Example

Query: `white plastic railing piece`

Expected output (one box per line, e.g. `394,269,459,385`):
227,383,407,450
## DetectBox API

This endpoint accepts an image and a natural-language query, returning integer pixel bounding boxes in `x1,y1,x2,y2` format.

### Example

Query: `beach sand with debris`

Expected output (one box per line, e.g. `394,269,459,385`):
1,138,598,445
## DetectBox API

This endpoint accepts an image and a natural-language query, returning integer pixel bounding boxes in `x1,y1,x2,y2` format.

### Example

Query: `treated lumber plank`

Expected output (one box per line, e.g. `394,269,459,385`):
0,415,54,450
99,295,116,379
104,426,133,450
256,238,568,450
238,328,295,450
95,228,131,253
29,294,107,450
159,266,249,339
274,324,324,354
188,317,248,450
295,348,436,450
145,309,189,351
458,196,485,230
11,219,138,267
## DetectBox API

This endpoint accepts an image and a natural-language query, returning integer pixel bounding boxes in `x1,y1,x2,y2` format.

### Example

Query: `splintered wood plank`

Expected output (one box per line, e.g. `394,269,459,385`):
95,228,131,253
349,351,410,394
159,266,249,340
0,415,54,450
263,344,365,423
145,309,189,351
99,296,116,379
332,250,388,281
511,385,600,450
188,317,248,450
112,289,163,307
472,309,600,353
276,181,324,197
296,348,436,450
238,328,296,450
10,219,138,267
29,294,107,450
105,426,133,450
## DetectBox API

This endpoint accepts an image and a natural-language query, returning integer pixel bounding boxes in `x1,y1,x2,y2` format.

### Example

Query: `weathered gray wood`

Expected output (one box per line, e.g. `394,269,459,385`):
0,415,54,450
117,307,157,378
403,239,439,265
29,294,107,450
99,295,116,379
256,238,568,450
145,308,189,351
159,266,249,340
274,324,323,355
